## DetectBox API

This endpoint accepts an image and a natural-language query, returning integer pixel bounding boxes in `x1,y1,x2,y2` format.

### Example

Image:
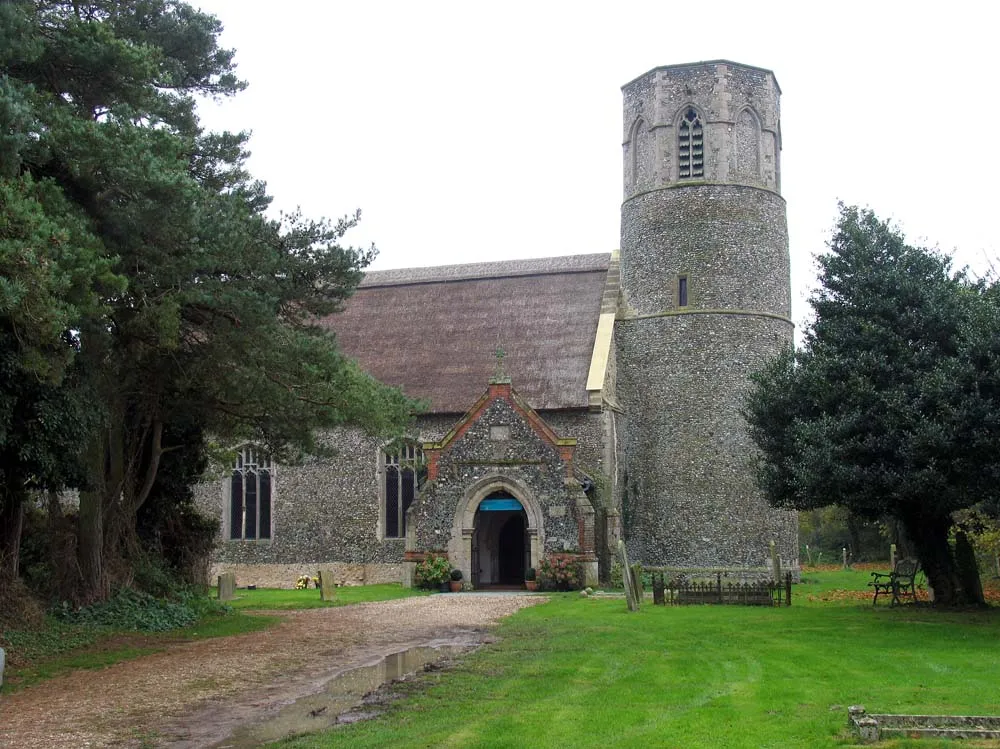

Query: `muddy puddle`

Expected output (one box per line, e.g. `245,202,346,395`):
158,632,485,749
210,645,462,747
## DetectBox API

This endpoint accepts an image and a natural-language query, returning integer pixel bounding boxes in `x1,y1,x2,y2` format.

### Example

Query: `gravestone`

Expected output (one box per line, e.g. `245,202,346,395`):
0,646,5,688
617,541,640,612
631,563,644,596
890,543,897,570
217,572,236,601
319,569,336,602
770,540,781,583
652,573,665,605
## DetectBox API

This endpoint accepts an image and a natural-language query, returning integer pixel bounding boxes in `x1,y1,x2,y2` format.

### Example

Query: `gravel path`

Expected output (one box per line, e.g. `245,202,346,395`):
0,594,541,748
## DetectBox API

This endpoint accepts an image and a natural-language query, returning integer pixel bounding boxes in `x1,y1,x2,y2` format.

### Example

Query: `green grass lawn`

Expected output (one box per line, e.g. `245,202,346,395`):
223,583,429,610
275,571,1000,749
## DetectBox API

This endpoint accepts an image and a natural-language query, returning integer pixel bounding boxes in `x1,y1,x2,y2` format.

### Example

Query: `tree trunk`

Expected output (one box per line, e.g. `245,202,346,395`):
0,488,25,580
846,512,863,560
78,489,107,602
901,512,966,606
954,531,986,607
885,516,914,559
78,422,121,603
80,411,166,597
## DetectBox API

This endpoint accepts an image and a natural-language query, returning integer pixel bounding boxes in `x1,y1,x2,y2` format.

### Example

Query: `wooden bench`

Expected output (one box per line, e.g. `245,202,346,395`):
869,558,919,606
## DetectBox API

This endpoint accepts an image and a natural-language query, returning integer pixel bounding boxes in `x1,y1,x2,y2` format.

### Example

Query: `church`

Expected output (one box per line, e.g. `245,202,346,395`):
194,60,800,588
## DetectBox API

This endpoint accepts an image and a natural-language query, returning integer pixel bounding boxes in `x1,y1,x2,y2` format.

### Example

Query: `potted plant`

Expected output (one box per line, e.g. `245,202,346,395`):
525,567,538,592
449,568,464,592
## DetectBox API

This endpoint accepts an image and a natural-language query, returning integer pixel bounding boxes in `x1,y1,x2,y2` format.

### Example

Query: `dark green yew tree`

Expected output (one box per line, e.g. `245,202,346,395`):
745,205,1000,607
1,1,416,600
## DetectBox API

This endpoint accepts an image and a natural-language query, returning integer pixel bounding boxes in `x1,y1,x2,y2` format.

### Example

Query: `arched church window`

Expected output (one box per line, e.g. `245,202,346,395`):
733,108,761,183
630,117,646,188
229,448,272,540
383,443,424,539
678,108,704,179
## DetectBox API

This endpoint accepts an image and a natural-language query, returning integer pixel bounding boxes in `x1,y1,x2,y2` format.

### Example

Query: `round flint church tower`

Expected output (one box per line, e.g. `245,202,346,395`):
615,60,798,572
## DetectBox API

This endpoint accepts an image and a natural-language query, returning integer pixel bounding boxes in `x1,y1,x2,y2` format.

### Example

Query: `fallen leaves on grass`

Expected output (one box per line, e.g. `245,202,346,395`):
806,588,932,603
805,579,1000,604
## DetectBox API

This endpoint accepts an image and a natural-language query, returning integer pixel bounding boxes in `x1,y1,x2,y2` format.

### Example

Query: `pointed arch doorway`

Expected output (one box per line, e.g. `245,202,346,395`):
472,491,529,588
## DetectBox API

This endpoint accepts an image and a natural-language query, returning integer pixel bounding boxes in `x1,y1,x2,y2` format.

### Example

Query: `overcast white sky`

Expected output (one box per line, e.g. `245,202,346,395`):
193,1,998,328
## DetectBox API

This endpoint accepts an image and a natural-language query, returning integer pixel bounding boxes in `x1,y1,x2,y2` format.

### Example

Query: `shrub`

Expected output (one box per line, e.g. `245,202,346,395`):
538,554,582,591
525,567,536,582
56,587,207,632
132,552,183,599
414,554,451,589
0,563,44,634
955,509,1000,578
18,503,80,604
450,568,463,582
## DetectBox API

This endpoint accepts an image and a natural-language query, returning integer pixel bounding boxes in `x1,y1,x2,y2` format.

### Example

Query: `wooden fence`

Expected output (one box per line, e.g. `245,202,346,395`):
646,570,792,607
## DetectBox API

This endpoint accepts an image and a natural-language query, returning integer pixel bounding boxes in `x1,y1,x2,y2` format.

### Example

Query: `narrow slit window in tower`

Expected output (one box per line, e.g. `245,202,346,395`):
678,109,704,179
678,275,689,307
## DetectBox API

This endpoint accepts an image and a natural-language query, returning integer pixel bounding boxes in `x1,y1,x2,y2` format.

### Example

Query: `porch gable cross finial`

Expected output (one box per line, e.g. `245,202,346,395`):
490,343,511,385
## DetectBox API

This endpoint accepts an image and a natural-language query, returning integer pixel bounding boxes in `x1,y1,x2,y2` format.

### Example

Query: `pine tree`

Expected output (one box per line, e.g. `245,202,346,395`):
0,1,415,599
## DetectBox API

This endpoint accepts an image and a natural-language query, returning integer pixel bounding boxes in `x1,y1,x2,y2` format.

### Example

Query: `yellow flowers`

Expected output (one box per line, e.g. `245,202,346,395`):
294,574,321,589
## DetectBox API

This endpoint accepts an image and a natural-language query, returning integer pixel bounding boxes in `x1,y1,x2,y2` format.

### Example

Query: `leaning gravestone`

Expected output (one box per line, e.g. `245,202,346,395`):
318,569,336,602
1,646,5,688
217,572,236,601
770,540,781,583
617,540,640,612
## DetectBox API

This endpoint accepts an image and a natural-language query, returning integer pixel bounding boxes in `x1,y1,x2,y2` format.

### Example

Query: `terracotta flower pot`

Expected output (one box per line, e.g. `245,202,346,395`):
525,580,538,592
449,581,463,592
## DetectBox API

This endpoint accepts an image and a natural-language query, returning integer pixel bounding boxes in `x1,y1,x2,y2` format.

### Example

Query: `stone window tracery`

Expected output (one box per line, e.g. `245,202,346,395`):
229,447,272,541
678,108,704,179
383,443,424,539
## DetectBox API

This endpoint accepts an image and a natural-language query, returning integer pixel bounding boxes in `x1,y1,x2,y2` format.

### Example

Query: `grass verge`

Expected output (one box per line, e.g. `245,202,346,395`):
0,583,424,694
1,609,274,693
275,572,1000,749
223,583,429,610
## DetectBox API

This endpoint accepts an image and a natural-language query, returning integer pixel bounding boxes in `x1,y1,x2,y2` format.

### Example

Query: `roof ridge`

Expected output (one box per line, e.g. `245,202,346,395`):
360,252,613,289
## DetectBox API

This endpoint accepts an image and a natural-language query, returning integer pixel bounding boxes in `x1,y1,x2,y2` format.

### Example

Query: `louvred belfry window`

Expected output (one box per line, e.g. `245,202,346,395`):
678,108,704,179
229,448,272,540
383,443,424,539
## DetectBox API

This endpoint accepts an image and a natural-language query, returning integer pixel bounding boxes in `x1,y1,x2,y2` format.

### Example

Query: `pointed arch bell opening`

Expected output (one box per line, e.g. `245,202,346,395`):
677,106,704,179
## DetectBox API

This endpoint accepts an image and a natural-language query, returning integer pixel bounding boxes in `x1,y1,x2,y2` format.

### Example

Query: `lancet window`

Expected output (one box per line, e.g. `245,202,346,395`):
678,108,704,179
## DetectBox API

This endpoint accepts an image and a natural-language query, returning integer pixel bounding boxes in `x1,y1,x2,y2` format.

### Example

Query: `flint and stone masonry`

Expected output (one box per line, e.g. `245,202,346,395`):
196,60,799,587
617,60,798,569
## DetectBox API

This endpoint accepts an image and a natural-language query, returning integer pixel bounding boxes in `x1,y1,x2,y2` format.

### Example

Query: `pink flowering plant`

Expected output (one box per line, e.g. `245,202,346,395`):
537,554,582,591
